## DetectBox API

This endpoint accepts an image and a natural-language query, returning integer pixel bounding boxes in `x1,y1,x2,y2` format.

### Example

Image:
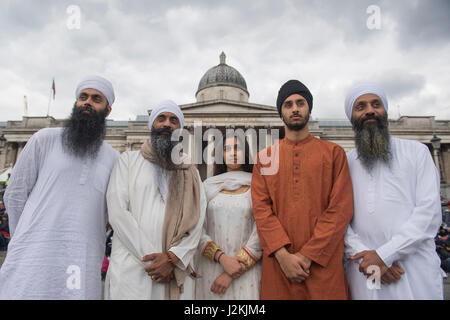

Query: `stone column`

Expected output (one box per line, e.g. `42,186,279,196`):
433,148,443,183
244,125,256,164
187,127,196,166
7,143,18,167
0,141,8,170
266,126,273,148
16,142,26,159
206,126,215,179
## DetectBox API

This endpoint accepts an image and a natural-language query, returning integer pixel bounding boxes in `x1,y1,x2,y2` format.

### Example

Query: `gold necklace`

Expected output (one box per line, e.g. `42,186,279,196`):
220,185,250,195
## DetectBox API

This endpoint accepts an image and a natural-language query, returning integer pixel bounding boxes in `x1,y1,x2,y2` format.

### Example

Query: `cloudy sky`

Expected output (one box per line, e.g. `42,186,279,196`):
1,0,449,122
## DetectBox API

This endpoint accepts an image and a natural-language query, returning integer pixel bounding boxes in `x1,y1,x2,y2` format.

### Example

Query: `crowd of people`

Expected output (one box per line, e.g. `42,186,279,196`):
436,219,450,275
0,75,447,300
0,202,9,251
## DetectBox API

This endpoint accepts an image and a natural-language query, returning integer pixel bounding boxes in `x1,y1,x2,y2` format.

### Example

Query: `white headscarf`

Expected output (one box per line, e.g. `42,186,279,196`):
148,100,184,130
75,75,115,106
344,82,388,120
203,171,252,202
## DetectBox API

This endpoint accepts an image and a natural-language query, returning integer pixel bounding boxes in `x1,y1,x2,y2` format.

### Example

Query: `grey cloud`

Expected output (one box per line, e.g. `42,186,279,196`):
373,70,426,100
0,1,449,122
384,0,450,49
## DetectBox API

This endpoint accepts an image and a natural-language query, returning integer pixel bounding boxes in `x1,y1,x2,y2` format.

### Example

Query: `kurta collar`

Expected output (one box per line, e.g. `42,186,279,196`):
283,134,313,146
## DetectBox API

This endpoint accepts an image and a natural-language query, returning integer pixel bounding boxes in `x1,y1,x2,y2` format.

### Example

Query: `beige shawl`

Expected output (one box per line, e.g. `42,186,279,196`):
140,139,201,300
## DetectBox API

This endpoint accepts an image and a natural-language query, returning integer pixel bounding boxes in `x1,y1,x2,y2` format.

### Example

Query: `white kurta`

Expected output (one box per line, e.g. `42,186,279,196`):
104,151,206,300
196,189,262,300
0,128,118,299
344,137,443,299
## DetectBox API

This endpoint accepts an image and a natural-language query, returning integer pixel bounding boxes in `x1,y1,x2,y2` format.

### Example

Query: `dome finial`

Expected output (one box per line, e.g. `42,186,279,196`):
220,51,226,65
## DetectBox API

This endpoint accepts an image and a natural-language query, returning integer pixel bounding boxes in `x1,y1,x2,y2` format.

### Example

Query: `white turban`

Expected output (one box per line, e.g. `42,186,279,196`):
75,75,115,106
344,82,388,120
148,100,184,130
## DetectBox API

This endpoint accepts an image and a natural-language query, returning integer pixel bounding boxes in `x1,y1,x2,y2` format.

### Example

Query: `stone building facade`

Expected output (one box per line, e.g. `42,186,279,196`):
0,53,449,200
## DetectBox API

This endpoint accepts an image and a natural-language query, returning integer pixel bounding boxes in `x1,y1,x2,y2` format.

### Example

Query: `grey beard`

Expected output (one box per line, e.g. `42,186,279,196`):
353,118,391,171
150,130,177,165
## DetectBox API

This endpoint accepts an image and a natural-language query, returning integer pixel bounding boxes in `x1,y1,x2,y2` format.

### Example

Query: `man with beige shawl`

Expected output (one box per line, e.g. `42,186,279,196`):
104,100,207,300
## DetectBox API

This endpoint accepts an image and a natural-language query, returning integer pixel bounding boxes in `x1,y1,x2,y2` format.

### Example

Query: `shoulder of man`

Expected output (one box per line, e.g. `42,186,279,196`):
345,148,358,162
392,137,429,157
23,127,63,149
311,137,347,157
101,141,120,157
255,141,279,164
118,150,143,165
33,127,63,141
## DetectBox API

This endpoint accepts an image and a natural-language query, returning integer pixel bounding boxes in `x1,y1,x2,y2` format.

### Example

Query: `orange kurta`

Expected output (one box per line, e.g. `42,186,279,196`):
251,134,353,300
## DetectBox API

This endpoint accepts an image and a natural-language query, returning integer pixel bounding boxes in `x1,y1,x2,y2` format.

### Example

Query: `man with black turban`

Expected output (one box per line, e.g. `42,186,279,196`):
251,80,354,299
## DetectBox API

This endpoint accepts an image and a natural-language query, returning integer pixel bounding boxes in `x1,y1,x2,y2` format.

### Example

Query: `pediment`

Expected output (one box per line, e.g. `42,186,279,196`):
179,100,277,115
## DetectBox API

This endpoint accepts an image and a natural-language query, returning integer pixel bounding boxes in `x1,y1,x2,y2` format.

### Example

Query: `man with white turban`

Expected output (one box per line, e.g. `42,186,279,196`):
343,82,443,299
104,100,206,300
0,75,119,299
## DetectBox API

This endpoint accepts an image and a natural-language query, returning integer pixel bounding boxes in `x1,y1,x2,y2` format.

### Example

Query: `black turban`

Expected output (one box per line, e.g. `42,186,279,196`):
276,80,313,117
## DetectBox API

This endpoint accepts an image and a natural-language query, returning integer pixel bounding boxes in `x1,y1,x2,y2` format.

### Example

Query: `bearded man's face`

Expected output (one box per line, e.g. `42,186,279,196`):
150,112,181,164
351,94,391,171
62,89,110,158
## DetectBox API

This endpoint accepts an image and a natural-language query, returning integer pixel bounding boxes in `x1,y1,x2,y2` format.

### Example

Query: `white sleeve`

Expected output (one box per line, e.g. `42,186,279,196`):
344,224,371,259
4,132,41,237
198,213,213,253
376,145,442,267
106,152,156,262
170,171,207,270
243,220,263,260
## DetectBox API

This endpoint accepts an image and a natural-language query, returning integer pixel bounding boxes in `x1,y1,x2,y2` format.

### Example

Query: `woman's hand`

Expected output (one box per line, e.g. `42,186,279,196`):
219,254,247,279
211,272,233,294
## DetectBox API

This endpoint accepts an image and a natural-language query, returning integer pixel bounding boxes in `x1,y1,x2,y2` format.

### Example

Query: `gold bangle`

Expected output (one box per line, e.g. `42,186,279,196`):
236,246,259,271
202,241,221,262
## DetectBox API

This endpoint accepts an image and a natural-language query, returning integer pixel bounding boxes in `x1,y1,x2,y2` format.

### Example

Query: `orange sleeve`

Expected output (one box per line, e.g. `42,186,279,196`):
251,152,291,256
299,146,354,267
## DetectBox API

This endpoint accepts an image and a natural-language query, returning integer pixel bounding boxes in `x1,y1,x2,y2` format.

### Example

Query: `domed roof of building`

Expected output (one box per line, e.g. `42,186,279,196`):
196,52,248,95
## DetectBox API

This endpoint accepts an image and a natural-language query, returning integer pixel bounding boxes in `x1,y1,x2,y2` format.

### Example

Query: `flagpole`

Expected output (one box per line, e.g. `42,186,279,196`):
47,77,55,117
24,95,28,116
47,89,52,117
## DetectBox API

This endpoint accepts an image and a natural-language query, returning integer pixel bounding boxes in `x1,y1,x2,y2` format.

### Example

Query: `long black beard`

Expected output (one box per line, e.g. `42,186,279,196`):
282,112,310,131
150,127,178,165
352,113,391,171
62,103,108,159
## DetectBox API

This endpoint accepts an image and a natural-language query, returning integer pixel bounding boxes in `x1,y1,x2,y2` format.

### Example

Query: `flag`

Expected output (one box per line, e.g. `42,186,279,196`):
52,78,56,100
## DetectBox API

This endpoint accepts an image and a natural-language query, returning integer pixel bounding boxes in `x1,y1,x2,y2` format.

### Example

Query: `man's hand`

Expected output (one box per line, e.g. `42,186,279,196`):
351,250,388,277
294,252,312,274
142,252,175,283
381,262,405,285
218,254,247,279
211,272,233,294
274,247,309,283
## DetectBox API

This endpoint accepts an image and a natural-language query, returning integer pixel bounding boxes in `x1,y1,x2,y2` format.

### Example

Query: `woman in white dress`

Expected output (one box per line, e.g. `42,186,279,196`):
195,134,262,299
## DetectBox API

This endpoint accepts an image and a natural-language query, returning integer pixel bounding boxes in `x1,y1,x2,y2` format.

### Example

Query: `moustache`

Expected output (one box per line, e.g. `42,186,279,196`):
151,127,173,136
76,104,96,116
361,114,380,123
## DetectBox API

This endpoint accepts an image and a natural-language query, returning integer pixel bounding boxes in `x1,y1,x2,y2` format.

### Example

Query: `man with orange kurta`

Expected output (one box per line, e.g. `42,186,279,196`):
251,80,354,299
